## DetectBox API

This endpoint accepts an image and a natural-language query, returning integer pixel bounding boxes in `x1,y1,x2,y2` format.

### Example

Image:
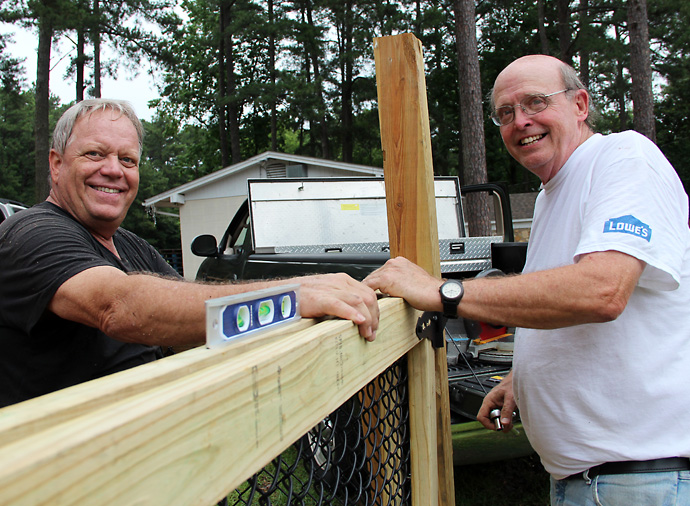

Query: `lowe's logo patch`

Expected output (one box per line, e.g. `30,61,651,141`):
603,215,651,242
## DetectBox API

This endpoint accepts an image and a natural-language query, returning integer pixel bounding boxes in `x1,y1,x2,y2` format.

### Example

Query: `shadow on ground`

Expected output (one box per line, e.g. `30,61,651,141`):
454,454,550,506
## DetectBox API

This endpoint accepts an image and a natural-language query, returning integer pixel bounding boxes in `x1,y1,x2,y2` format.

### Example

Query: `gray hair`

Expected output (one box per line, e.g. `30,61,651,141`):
559,63,599,130
51,99,144,155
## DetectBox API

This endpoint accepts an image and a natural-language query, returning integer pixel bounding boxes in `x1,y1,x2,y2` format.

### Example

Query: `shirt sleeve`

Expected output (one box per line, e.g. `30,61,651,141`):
0,209,117,333
574,143,688,291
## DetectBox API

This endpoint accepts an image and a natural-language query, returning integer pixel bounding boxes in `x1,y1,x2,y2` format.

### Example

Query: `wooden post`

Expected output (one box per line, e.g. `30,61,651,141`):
374,33,456,505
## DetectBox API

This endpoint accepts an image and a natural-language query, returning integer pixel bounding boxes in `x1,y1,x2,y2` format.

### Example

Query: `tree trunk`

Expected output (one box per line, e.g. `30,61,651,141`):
614,25,628,131
92,0,101,98
268,0,277,151
221,0,241,164
557,0,573,65
35,1,54,202
627,0,656,141
77,27,85,101
304,0,330,159
218,1,230,167
453,0,490,237
616,65,628,130
414,0,421,37
579,0,590,87
537,0,549,54
340,0,354,163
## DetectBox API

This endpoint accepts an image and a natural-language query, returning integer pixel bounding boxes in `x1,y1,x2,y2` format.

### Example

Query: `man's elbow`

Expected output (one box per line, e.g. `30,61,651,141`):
592,291,629,323
580,251,642,323
98,301,144,343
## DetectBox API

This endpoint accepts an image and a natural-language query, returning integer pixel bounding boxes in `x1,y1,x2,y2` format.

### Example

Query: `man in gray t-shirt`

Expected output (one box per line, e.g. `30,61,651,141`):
0,99,380,408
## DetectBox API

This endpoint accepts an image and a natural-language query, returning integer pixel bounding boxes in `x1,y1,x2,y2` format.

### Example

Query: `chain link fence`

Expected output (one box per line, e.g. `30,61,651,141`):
228,357,411,506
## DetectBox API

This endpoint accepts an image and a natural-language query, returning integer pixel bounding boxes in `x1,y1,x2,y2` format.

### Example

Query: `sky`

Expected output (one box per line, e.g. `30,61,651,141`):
2,24,160,121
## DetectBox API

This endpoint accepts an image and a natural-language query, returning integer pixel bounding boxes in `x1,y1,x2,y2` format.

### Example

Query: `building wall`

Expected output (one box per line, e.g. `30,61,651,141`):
513,219,533,242
180,196,246,279
509,193,538,243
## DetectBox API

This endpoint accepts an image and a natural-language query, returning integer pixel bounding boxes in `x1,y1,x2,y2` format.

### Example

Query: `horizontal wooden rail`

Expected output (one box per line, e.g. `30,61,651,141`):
0,297,420,506
0,319,319,447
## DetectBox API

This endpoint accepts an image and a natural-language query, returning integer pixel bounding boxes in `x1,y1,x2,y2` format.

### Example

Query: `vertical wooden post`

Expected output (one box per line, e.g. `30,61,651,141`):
374,33,455,505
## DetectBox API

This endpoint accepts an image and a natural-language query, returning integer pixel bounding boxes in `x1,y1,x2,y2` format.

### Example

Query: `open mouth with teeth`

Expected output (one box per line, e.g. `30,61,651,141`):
92,186,123,194
520,134,546,146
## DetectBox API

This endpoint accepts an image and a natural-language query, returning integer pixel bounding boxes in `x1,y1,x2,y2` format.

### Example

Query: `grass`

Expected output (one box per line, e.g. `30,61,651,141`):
454,454,551,506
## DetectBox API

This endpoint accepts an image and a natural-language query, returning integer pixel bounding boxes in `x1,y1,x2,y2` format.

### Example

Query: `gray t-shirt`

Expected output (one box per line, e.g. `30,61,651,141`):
0,201,180,407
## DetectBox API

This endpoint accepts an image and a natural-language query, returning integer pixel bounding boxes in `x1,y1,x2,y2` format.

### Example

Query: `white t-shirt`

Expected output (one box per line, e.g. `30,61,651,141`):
513,131,690,479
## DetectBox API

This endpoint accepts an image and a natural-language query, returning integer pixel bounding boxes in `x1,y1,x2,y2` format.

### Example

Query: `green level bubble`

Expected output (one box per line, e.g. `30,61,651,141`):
281,295,292,317
237,305,250,332
258,300,274,325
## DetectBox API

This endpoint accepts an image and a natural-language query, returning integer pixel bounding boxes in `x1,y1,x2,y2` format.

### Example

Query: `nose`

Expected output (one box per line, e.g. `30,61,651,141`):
100,154,125,176
512,106,533,128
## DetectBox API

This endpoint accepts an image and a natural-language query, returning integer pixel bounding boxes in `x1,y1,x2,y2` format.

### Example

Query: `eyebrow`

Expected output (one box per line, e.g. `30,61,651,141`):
496,92,543,111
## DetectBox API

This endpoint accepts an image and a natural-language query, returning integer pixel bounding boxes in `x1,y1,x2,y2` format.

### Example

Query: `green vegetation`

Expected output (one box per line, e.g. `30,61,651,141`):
2,1,689,231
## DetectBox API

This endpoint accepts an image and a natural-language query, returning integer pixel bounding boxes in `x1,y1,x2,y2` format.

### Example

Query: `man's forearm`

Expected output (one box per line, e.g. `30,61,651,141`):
364,250,644,330
459,250,644,329
50,266,290,347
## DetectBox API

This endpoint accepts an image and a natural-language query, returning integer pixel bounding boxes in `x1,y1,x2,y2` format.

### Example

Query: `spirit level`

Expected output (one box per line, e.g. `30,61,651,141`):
205,284,300,349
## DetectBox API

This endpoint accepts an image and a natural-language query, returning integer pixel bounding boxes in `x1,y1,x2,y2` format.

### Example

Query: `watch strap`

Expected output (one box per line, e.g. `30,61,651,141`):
442,299,458,319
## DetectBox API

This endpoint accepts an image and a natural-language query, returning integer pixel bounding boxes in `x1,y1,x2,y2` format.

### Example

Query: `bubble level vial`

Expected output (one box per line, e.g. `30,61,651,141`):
205,284,300,349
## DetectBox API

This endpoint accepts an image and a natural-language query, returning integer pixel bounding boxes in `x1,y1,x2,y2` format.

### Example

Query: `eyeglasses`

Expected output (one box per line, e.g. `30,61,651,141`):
491,89,570,126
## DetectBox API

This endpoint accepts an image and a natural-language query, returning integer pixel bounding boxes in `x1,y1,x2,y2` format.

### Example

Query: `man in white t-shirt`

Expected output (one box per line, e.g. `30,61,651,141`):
364,55,690,505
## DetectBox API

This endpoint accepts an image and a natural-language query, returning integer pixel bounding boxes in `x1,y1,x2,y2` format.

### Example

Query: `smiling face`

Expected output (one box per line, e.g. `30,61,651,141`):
492,56,592,183
48,108,140,240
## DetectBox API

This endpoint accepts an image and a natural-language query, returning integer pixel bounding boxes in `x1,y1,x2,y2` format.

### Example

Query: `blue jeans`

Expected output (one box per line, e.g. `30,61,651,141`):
551,471,690,506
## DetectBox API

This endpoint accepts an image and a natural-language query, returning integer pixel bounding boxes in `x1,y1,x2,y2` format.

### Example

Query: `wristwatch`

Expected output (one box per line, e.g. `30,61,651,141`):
439,279,464,319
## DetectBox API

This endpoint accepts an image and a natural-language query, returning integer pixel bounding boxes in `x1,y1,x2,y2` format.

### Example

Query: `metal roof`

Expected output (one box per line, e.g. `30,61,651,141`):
142,151,384,209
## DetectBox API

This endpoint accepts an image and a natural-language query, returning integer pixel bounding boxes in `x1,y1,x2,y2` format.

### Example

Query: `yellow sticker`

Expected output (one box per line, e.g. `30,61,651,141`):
341,203,360,211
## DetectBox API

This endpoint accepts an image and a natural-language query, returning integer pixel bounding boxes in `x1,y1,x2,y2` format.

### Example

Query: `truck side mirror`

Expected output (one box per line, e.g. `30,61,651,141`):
191,235,219,257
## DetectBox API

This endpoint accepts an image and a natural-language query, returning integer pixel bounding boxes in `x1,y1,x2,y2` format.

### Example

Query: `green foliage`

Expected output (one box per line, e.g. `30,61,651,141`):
3,0,690,243
121,109,223,250
476,0,549,191
121,176,180,251
650,0,690,194
0,36,35,205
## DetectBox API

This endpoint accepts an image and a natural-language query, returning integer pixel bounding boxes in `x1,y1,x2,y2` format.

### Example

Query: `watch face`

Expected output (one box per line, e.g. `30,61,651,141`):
442,282,462,298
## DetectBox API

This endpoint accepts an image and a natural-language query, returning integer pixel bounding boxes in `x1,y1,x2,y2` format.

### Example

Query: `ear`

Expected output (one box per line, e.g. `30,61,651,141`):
573,89,590,122
48,149,62,186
